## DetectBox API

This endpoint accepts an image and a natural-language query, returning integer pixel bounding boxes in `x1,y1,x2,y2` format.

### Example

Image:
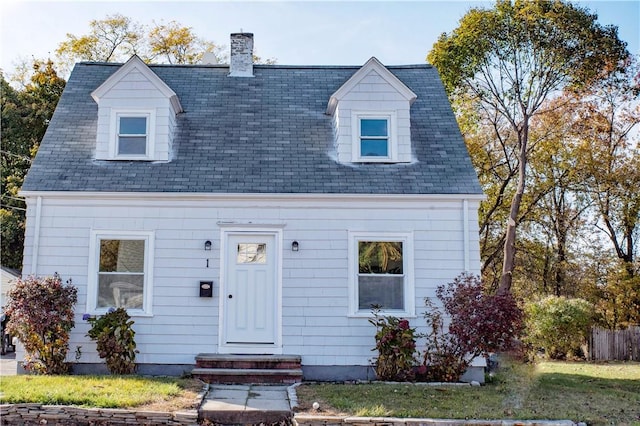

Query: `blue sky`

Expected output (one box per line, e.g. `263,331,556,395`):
1,0,638,75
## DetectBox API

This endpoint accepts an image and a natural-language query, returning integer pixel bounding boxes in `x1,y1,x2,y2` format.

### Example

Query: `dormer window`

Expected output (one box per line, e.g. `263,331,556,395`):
327,57,417,164
118,115,148,156
91,55,182,162
353,112,398,162
360,118,388,157
109,110,155,160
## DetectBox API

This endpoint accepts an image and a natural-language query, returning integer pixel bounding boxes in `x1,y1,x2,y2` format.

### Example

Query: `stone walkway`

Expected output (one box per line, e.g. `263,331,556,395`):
200,384,293,424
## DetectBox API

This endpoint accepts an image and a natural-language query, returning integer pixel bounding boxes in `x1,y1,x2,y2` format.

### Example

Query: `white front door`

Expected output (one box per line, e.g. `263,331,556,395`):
223,233,277,346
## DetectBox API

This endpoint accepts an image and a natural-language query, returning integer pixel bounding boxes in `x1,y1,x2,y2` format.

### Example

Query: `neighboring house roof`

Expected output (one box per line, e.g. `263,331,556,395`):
22,61,482,195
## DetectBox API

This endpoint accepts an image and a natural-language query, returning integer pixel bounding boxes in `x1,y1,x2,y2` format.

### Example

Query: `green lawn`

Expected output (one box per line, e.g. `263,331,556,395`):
2,362,638,424
0,375,201,410
296,361,640,425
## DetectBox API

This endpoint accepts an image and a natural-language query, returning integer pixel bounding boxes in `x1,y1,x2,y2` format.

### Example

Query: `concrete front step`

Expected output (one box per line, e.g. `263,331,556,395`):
192,367,303,384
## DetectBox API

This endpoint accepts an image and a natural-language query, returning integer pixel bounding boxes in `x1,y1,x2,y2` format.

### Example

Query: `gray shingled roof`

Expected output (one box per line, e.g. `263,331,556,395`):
22,62,482,195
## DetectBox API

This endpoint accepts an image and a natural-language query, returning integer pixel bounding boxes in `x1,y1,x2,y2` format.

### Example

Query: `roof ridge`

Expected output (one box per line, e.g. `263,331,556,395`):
78,62,432,69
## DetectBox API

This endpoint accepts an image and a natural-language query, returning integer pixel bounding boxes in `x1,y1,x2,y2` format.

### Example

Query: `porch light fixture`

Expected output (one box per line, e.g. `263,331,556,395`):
291,241,299,252
204,240,212,251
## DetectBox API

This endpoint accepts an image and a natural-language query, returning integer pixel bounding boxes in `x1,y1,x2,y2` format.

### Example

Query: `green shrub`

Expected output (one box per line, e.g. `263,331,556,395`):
524,296,593,359
85,308,137,374
5,275,77,374
369,307,418,381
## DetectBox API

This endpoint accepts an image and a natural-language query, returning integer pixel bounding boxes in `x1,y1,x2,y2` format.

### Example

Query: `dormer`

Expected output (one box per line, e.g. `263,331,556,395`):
327,57,417,164
91,55,183,162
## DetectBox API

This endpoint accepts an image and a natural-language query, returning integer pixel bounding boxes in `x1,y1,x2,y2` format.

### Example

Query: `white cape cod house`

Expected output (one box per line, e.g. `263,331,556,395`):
20,33,484,382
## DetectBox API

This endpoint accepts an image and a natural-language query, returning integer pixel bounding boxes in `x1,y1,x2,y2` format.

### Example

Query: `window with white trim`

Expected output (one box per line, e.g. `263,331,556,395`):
360,118,389,157
349,232,414,316
88,231,154,316
352,112,397,162
118,116,148,155
109,110,155,160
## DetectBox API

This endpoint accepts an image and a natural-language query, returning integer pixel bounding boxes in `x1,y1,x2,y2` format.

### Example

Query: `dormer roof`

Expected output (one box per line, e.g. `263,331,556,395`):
91,55,183,114
326,57,417,115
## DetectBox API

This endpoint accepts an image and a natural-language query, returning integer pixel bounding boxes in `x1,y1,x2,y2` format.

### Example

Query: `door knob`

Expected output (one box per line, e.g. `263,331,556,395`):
228,294,233,299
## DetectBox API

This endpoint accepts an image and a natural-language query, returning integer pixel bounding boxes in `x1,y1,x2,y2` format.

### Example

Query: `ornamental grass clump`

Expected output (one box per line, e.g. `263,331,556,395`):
85,308,138,375
369,307,418,381
5,275,77,374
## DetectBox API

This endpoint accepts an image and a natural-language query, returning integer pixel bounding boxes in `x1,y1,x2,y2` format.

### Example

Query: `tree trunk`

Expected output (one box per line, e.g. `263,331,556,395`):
554,200,568,296
555,243,566,296
499,193,522,293
499,119,529,294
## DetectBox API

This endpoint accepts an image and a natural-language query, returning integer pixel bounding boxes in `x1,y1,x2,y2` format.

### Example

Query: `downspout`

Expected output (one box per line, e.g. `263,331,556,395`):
31,196,42,276
463,199,470,272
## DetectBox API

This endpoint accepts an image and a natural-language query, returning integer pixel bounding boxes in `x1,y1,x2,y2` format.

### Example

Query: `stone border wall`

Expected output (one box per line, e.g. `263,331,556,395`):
0,403,199,425
292,415,578,426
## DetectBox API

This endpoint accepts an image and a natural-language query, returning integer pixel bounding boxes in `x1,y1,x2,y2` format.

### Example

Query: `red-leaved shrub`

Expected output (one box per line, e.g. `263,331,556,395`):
5,275,77,374
419,273,523,382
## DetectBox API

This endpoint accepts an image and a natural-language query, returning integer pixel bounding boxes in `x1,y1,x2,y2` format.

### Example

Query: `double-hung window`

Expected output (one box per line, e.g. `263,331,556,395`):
349,232,414,316
117,115,148,156
353,112,397,162
88,231,154,316
360,118,389,157
108,110,155,160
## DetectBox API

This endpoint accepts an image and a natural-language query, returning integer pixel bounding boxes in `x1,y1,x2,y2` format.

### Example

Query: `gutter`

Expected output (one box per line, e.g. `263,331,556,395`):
30,196,42,276
463,199,470,272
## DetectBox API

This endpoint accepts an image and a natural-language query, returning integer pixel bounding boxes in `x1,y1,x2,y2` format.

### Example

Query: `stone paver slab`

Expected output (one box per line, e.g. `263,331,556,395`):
210,384,250,391
200,399,247,411
250,389,288,399
208,388,248,400
246,398,291,411
251,385,289,391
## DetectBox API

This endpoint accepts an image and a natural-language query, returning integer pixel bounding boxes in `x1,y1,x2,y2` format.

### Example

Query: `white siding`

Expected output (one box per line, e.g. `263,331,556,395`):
22,194,481,367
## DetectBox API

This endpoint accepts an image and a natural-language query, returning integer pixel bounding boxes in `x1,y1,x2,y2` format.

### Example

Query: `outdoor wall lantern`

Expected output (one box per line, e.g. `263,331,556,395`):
204,240,212,251
291,241,299,252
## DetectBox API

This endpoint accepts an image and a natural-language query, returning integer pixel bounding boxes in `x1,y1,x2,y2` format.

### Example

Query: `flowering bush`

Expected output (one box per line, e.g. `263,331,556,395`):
419,273,523,382
85,307,137,374
369,307,418,381
5,275,77,374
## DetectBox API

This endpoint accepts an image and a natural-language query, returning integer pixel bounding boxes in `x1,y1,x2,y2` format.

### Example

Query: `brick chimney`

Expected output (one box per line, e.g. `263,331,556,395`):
229,33,254,77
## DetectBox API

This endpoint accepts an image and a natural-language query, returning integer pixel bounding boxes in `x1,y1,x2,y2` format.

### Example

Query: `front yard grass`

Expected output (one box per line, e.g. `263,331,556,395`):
1,362,638,424
296,360,640,425
0,375,202,411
